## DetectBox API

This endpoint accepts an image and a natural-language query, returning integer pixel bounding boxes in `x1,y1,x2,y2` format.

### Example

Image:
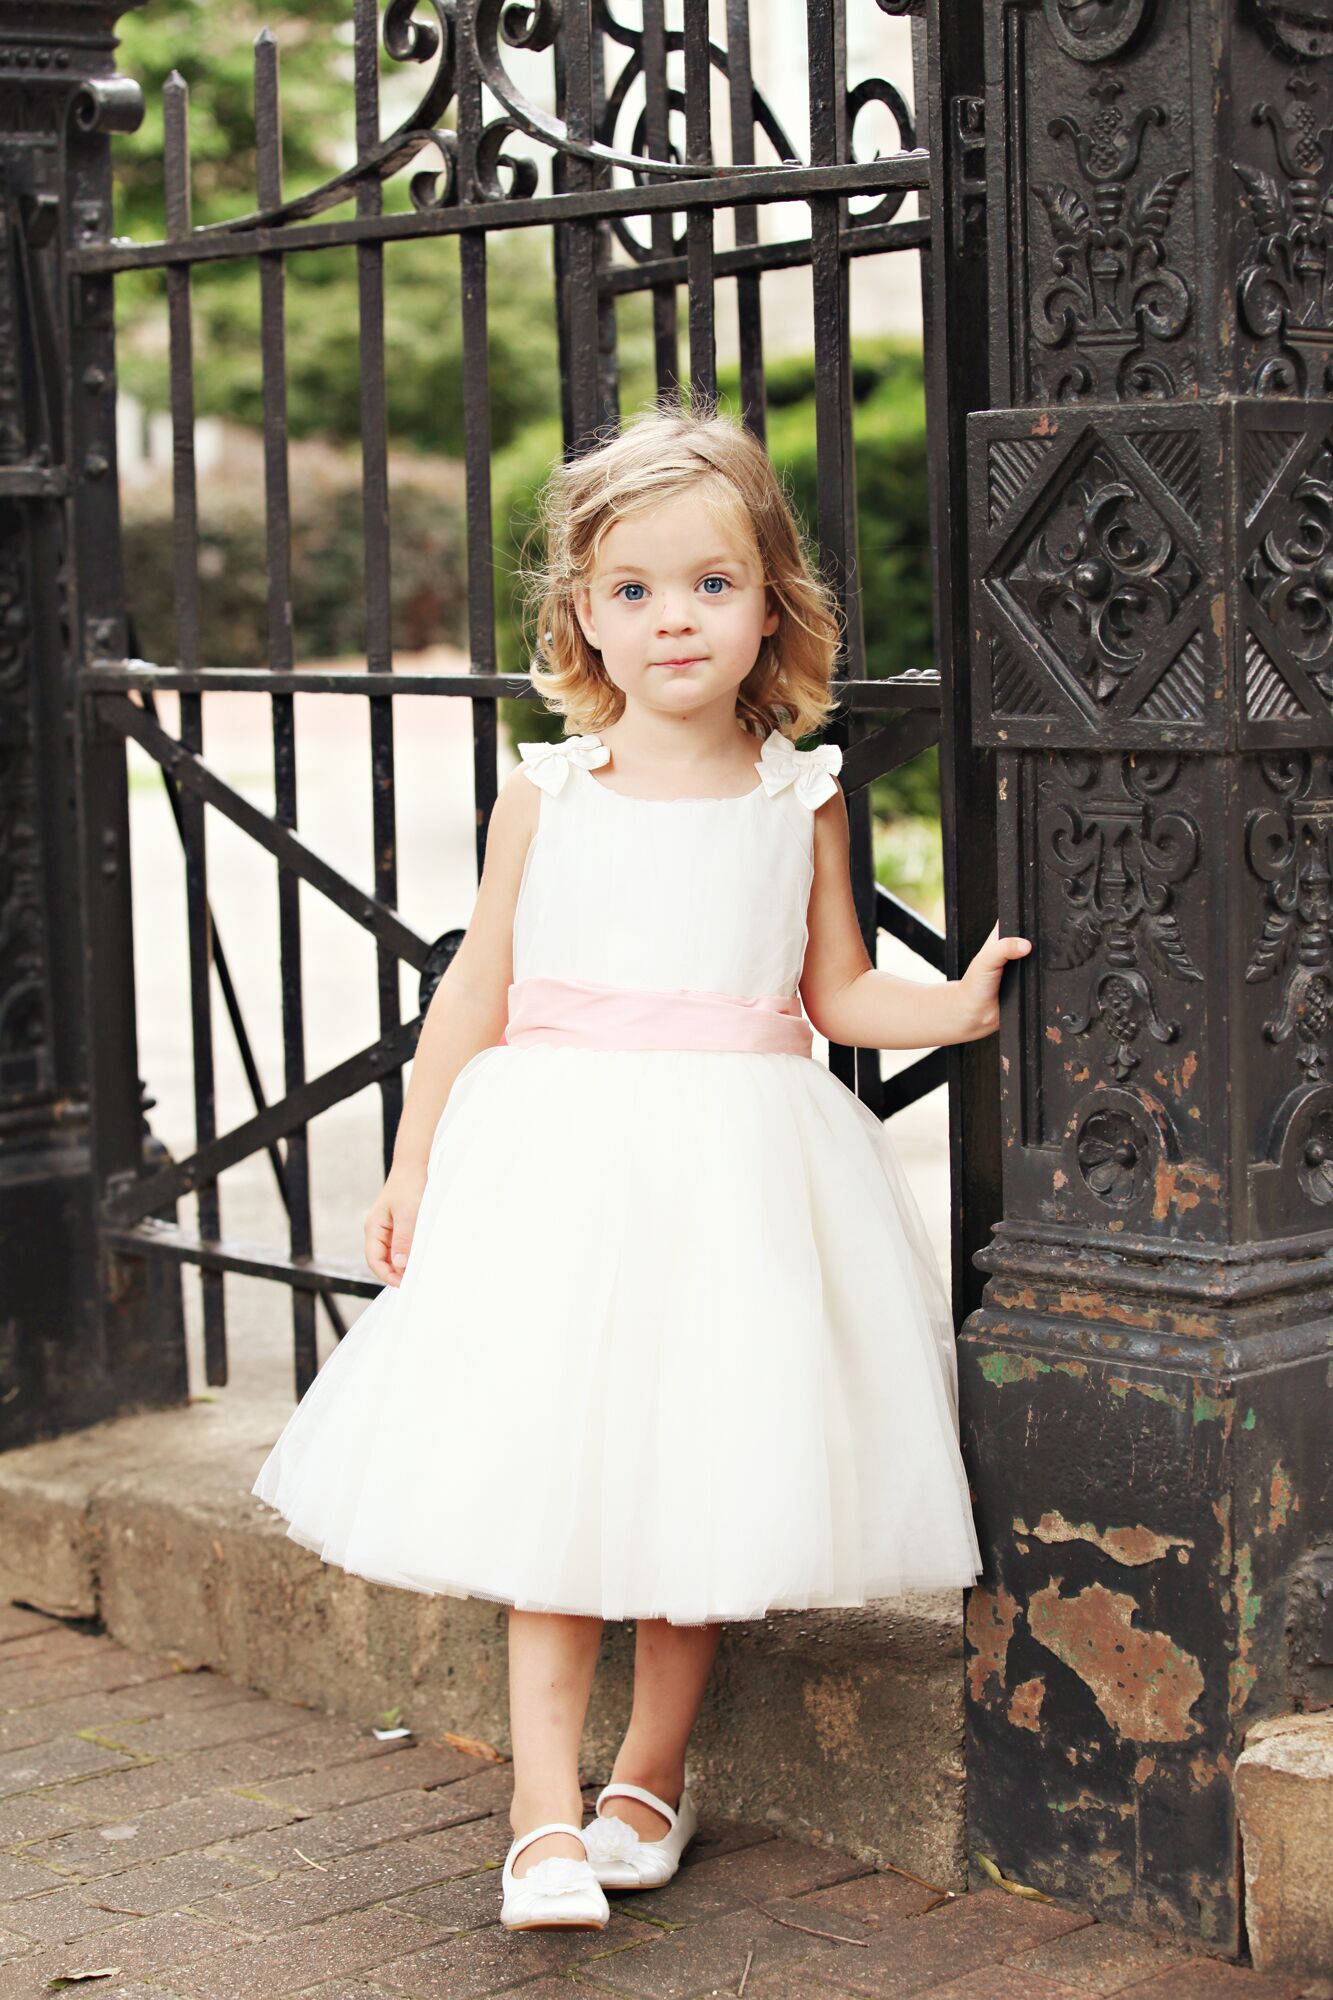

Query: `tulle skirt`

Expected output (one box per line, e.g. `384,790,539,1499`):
251,1045,985,1623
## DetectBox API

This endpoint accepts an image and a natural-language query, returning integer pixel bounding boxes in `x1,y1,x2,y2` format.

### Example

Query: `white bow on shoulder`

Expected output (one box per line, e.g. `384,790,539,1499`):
517,734,610,795
754,729,843,810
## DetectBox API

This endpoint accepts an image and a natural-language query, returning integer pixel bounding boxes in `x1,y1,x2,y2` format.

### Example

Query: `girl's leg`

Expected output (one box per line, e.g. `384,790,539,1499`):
507,1607,604,1876
601,1617,724,1839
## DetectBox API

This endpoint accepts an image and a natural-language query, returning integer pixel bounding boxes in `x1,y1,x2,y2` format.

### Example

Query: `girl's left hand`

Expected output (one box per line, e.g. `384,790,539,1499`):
958,920,1033,1039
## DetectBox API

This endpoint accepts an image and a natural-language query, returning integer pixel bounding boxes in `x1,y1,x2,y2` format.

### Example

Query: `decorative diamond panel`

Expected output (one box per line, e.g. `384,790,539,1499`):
968,404,1222,748
1238,406,1333,747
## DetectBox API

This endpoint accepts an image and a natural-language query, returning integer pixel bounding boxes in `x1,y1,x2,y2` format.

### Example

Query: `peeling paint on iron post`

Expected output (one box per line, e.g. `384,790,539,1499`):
959,0,1333,1959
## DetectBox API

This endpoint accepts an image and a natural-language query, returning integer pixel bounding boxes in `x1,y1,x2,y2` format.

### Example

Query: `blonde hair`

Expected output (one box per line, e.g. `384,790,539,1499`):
519,395,843,742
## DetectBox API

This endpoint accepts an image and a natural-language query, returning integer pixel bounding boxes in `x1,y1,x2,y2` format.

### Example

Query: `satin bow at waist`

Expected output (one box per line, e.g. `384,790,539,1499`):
501,974,813,1057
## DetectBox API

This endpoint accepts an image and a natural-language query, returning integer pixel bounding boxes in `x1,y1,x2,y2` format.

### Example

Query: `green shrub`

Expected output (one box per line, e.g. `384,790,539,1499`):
122,454,468,669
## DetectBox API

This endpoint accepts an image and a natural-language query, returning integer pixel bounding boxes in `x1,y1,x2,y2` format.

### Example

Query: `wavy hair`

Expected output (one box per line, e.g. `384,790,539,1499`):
518,394,844,743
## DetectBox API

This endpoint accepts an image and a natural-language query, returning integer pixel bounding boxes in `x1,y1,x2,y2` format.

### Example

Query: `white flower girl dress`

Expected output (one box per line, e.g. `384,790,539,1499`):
251,727,985,1622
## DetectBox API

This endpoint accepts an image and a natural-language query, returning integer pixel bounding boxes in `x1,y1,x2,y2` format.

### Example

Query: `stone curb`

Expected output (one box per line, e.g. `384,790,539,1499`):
0,1398,969,1886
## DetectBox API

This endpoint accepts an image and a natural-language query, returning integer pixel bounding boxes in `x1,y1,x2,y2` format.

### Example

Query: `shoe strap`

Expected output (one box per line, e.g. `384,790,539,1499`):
595,1780,678,1828
510,1820,587,1862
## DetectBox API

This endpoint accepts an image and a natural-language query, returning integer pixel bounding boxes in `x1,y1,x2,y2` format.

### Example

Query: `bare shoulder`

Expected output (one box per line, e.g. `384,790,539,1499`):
811,778,849,846
443,762,539,1003
484,759,541,853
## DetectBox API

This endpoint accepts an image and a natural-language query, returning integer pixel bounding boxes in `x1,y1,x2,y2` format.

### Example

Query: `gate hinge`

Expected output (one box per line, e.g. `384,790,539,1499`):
950,95,986,260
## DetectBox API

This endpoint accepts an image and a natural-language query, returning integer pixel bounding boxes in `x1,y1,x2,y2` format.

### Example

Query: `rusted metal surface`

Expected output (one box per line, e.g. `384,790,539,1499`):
957,0,1333,1957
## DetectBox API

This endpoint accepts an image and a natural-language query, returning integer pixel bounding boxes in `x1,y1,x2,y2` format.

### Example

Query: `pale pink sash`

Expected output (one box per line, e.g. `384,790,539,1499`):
502,974,813,1057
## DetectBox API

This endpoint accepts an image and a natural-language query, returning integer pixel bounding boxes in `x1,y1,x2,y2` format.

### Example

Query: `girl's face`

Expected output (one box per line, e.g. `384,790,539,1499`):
572,491,779,722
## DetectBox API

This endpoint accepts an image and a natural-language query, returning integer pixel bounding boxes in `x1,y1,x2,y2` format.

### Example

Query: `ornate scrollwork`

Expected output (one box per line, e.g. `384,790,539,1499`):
0,537,28,697
590,3,802,261
138,2,914,245
1031,80,1190,401
1234,74,1333,396
476,0,794,189
844,77,916,228
191,0,459,236
1076,1105,1153,1205
1297,1105,1333,1200
68,74,145,137
1042,0,1154,64
1041,752,1203,1083
0,500,49,1105
1246,752,1333,1082
1252,0,1333,60
1243,433,1333,675
997,442,1198,704
473,118,539,202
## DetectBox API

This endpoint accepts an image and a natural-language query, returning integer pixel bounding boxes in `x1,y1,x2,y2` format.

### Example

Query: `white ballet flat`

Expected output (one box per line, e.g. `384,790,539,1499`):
500,1821,610,1931
582,1780,700,1890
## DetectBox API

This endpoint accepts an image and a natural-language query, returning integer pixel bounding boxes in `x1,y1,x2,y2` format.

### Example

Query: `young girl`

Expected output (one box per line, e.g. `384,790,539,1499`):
252,399,1032,1935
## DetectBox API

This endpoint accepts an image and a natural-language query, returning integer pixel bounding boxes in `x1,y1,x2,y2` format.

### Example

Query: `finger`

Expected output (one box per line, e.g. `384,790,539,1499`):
365,1223,400,1286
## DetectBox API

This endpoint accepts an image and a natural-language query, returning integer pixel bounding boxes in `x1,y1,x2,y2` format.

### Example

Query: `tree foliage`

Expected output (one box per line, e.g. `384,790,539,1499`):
111,0,566,455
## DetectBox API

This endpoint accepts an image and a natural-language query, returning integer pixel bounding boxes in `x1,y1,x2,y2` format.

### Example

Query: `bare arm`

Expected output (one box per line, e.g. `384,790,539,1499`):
365,765,538,1283
797,783,1029,1051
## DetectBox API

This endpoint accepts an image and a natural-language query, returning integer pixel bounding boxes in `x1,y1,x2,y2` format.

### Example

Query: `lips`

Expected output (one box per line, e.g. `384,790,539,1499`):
655,658,705,667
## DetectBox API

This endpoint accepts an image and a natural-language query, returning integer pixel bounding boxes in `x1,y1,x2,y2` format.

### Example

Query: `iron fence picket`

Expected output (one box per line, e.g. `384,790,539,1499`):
163,69,227,1384
682,5,716,405
354,0,409,1229
724,0,766,443
72,3,955,1392
254,28,323,1395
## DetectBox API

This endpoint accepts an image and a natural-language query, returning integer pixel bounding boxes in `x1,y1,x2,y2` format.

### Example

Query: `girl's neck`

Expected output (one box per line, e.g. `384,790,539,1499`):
600,709,756,783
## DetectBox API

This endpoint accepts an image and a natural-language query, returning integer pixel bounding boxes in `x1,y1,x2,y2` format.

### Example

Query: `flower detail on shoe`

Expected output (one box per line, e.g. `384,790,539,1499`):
517,735,610,795
519,1854,600,1895
583,1815,644,1866
753,729,843,810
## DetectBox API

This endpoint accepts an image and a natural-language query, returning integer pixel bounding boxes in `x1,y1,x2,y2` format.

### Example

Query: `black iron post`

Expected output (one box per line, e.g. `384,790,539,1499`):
0,0,184,1446
960,0,1333,1955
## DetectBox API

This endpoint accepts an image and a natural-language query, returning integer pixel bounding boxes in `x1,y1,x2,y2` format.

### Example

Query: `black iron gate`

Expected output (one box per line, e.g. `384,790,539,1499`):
4,0,992,1428
9,0,1332,1961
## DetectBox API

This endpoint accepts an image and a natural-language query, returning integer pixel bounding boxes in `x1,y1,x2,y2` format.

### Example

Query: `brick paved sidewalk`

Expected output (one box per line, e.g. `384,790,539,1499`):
0,1601,1321,2000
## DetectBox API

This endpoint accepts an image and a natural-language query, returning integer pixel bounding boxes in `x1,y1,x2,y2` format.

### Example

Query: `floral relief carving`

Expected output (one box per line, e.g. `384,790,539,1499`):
1246,752,1333,1084
1031,79,1191,401
1234,73,1333,396
1296,1105,1333,1203
995,440,1198,706
1041,0,1155,64
1076,1105,1154,1206
1041,752,1203,1083
1251,0,1333,61
1242,432,1333,680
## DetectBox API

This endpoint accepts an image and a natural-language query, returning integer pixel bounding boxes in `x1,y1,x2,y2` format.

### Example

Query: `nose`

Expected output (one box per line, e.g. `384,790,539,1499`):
656,591,698,632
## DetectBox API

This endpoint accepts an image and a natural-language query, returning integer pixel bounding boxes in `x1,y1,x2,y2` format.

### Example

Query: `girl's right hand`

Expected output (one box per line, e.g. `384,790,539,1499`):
364,1166,428,1287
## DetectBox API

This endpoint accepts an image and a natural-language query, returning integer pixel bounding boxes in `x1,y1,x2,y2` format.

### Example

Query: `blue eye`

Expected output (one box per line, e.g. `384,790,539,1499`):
616,582,646,601
701,575,730,594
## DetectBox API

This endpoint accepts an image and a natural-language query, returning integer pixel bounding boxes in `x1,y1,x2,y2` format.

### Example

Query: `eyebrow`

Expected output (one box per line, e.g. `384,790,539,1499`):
600,556,750,577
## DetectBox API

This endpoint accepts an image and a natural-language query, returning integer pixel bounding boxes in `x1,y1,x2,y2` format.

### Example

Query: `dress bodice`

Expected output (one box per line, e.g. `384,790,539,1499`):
511,728,842,999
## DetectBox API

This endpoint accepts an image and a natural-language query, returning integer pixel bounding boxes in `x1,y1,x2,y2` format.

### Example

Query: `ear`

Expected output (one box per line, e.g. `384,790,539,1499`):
761,589,780,639
572,583,600,650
